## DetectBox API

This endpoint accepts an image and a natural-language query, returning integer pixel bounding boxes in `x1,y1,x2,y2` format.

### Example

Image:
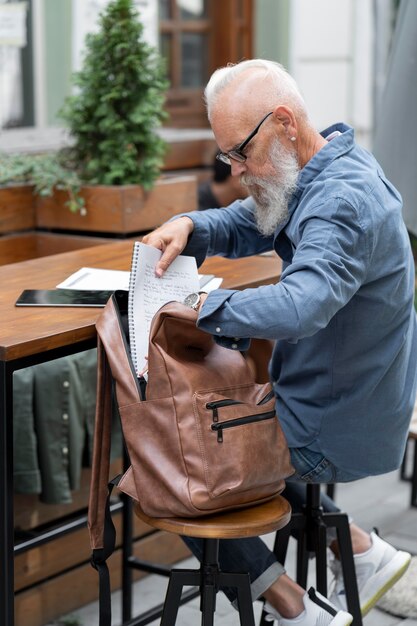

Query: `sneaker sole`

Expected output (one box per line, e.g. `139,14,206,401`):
264,606,353,625
361,551,411,616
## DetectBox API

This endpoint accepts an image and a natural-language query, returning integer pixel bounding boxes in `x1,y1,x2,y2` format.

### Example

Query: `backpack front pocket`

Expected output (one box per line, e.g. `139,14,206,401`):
192,384,285,499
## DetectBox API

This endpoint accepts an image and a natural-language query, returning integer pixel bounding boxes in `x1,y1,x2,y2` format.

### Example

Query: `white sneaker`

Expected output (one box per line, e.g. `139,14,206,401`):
328,531,411,616
264,587,353,625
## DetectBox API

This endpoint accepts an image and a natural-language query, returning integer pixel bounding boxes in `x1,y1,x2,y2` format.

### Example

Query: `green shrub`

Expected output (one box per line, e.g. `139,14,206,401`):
59,0,169,190
0,0,169,214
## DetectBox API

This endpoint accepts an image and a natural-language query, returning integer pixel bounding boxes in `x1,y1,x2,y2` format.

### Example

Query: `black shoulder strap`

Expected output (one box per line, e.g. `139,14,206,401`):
88,337,120,626
90,476,121,626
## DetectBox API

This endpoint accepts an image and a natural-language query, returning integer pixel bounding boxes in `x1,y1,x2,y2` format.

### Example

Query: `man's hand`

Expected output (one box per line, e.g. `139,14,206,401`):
141,217,195,277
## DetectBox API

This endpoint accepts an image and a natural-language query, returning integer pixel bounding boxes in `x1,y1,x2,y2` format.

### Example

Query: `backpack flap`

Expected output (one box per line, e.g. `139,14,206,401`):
146,301,254,400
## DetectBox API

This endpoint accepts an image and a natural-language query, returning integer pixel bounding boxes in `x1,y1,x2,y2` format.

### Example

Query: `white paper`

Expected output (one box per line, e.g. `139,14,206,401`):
56,266,219,293
129,242,200,375
57,267,130,291
202,277,223,292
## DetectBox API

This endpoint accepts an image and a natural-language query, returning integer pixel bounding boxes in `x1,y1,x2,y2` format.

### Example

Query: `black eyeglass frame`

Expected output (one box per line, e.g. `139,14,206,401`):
216,111,274,166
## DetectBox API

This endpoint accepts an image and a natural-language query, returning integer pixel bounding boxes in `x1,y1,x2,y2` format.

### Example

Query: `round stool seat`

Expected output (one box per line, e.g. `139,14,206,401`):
134,494,291,539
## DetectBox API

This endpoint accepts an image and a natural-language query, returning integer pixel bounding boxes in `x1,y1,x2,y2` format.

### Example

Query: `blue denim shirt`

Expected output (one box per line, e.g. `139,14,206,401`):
178,123,417,477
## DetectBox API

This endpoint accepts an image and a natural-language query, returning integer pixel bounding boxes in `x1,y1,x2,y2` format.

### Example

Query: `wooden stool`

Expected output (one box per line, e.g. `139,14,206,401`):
401,407,417,507
134,495,291,626
259,484,363,626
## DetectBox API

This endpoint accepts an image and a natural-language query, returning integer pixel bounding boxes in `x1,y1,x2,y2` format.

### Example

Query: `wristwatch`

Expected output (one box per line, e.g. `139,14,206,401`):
183,292,204,311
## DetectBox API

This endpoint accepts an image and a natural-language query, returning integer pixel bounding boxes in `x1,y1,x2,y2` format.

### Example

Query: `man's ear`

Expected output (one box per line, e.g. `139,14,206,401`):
272,105,297,140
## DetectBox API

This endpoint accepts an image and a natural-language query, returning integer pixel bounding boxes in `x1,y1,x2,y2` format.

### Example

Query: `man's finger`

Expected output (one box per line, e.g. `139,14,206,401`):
155,249,175,277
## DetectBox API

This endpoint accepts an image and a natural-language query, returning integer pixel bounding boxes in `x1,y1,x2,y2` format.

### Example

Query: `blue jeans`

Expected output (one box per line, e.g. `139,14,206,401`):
183,446,357,605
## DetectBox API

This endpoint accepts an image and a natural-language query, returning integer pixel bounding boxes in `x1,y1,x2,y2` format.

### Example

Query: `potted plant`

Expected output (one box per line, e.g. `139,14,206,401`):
34,0,197,234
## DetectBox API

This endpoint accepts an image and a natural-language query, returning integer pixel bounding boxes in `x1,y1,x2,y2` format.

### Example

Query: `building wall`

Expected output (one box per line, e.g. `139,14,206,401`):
255,0,374,148
1,0,386,153
255,0,290,68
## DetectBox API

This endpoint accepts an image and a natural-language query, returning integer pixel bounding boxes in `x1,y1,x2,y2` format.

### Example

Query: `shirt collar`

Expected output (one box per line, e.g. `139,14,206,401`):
296,123,355,191
275,123,355,238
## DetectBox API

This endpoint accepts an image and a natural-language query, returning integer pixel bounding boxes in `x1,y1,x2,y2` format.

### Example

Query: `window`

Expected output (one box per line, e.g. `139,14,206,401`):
0,0,35,128
159,0,253,127
0,0,253,153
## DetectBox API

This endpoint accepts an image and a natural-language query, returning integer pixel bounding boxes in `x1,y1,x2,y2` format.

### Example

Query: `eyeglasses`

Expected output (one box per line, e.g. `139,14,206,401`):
216,111,273,166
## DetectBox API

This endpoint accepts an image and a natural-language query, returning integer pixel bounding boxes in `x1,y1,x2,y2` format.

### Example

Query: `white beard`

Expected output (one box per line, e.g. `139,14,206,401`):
241,139,300,236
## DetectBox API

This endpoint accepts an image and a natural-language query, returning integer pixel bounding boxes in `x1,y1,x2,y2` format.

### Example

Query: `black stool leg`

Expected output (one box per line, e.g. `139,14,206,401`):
303,484,327,594
160,569,200,626
400,442,408,480
411,439,417,507
259,522,292,626
121,493,133,622
296,527,309,588
161,537,257,626
201,584,216,626
326,483,335,499
325,512,362,626
262,484,363,626
315,519,328,595
200,539,219,626
220,572,255,626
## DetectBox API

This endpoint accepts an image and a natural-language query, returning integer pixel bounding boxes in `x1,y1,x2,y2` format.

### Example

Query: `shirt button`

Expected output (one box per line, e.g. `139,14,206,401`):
63,380,70,388
62,446,69,455
215,327,221,333
62,413,69,421
231,343,238,349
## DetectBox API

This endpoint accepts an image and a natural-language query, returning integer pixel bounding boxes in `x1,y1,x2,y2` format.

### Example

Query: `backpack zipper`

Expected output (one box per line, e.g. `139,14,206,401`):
210,410,276,442
257,389,275,405
205,389,274,421
206,399,243,422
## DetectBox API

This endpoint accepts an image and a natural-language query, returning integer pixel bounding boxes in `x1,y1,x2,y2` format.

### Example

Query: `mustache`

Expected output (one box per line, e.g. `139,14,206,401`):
240,174,269,189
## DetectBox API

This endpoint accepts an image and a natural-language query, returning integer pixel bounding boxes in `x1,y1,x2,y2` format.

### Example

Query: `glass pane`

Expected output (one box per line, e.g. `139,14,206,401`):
0,0,34,128
0,48,23,128
160,33,173,83
180,32,208,87
158,0,171,19
179,0,207,20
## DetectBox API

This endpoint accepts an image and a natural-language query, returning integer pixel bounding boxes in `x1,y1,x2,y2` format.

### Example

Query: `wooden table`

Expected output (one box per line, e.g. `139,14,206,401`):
0,240,282,626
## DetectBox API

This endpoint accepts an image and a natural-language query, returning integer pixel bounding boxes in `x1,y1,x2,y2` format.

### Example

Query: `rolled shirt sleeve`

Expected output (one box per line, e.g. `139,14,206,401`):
196,197,369,346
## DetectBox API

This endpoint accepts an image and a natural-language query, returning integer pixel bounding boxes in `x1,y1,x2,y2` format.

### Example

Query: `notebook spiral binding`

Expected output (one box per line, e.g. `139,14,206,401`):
128,241,141,376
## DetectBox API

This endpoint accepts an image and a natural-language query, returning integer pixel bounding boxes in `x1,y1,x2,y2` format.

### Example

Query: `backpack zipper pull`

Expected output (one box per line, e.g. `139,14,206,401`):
206,402,219,422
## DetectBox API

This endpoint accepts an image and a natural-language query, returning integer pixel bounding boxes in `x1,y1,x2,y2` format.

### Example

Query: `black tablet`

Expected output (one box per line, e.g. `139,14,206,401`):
15,289,114,307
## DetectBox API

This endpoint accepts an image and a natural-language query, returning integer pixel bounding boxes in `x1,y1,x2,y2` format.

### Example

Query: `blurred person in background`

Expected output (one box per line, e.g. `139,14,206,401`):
198,152,248,210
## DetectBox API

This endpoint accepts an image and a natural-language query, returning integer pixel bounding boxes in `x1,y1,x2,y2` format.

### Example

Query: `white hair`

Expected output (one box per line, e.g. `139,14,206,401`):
204,59,308,122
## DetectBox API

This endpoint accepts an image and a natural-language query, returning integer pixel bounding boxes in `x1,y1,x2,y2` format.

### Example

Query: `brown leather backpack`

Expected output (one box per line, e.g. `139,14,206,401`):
88,291,293,624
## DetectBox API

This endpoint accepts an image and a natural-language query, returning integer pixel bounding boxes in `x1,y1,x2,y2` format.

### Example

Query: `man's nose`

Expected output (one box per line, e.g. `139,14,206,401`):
230,159,246,176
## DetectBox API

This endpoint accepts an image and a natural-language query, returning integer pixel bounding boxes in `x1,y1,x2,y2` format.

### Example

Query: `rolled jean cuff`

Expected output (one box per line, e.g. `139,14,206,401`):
231,561,285,610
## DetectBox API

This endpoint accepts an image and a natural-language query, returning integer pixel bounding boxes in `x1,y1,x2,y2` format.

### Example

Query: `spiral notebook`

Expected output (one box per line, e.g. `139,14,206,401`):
128,242,200,377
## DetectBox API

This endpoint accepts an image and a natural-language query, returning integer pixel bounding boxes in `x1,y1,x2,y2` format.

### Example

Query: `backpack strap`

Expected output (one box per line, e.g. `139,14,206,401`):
88,335,118,626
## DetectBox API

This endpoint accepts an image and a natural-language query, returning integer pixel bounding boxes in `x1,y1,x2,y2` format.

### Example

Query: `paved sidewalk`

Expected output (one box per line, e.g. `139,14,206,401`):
50,466,417,626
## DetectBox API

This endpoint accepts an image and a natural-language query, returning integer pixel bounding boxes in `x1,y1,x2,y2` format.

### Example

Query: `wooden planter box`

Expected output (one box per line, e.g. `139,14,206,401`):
36,174,197,234
0,185,36,234
0,232,108,266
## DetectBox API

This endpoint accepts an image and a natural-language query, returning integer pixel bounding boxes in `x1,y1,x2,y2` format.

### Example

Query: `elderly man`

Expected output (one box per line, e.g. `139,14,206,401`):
142,59,416,626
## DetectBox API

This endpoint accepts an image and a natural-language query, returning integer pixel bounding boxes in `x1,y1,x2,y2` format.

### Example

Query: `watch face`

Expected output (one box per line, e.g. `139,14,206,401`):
184,293,200,309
